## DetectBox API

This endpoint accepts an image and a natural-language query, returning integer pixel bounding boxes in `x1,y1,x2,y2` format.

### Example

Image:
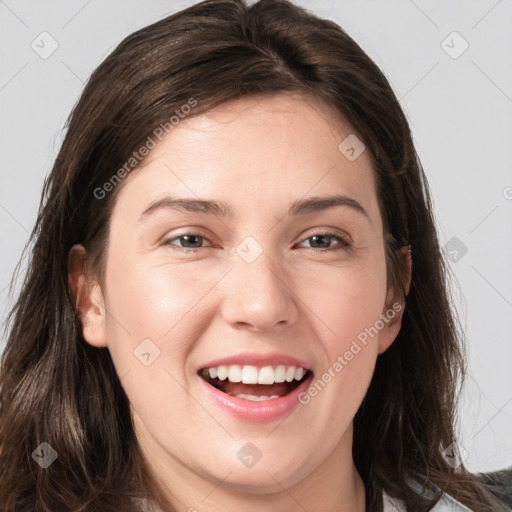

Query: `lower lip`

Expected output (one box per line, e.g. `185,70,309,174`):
198,373,314,423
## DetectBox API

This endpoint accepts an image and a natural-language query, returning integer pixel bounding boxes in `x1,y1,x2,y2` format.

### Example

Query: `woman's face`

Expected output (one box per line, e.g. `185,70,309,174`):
77,94,406,502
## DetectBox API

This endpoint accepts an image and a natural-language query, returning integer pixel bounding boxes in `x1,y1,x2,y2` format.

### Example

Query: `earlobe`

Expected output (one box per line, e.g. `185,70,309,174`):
68,244,108,348
377,245,413,355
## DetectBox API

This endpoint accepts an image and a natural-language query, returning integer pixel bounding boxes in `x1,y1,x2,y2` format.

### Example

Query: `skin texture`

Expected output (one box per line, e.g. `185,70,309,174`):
70,94,412,512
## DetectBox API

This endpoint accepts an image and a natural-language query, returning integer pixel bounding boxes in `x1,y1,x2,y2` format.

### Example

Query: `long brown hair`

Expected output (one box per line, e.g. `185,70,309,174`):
0,1,506,510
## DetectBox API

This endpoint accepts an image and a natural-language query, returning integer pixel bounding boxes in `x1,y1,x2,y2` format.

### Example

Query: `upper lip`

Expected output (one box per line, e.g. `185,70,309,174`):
198,352,312,371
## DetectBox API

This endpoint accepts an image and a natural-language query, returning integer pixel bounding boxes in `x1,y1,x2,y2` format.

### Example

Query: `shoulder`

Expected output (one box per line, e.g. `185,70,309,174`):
383,490,473,511
131,497,156,512
382,485,474,512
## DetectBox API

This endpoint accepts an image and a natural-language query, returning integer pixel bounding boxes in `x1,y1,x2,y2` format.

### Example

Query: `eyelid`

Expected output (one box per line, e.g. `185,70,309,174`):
161,229,214,249
161,227,352,252
296,230,352,250
300,227,352,244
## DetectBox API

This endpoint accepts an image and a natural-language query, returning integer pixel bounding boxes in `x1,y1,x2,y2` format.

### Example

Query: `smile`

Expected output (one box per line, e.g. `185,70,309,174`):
200,364,311,400
198,359,314,423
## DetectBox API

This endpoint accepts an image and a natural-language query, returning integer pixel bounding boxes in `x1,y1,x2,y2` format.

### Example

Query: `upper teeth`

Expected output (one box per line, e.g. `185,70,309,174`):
204,365,306,385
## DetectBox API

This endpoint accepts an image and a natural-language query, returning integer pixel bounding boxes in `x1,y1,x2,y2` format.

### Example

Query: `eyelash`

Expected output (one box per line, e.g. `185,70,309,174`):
162,230,352,252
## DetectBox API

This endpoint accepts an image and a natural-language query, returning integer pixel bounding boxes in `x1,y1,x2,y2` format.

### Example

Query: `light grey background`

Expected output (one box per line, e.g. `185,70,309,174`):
1,0,511,473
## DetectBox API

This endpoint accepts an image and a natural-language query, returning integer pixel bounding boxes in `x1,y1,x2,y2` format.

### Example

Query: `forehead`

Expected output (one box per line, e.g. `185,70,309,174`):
111,93,381,228
158,93,357,159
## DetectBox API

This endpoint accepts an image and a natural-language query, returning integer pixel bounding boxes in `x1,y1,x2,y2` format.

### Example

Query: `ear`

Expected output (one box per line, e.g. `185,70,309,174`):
377,245,412,355
68,244,108,348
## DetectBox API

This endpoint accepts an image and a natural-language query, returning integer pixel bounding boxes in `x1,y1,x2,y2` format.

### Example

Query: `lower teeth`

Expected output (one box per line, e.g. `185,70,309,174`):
231,394,281,401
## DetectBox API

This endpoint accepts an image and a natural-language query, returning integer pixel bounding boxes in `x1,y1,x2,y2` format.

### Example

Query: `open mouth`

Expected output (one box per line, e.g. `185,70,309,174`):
199,364,313,401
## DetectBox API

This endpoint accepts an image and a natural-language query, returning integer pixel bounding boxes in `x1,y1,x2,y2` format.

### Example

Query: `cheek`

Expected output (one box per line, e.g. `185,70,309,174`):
101,256,213,430
104,252,219,347
294,253,388,346
293,254,386,409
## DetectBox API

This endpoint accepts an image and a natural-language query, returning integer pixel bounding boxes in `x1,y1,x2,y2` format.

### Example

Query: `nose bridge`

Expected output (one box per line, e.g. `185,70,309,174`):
220,234,299,331
237,233,290,286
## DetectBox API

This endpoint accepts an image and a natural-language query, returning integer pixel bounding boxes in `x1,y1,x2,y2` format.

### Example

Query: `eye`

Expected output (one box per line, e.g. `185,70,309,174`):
162,231,212,251
162,230,352,252
297,231,351,251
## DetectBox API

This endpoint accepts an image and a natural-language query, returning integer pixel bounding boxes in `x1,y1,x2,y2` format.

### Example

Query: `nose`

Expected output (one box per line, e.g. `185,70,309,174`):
219,246,300,332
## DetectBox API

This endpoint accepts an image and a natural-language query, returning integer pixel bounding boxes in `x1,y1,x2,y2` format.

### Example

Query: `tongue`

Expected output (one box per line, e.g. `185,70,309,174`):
222,381,292,397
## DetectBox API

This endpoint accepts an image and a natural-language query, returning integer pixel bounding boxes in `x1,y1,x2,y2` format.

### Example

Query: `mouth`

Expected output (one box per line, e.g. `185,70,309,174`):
199,364,313,401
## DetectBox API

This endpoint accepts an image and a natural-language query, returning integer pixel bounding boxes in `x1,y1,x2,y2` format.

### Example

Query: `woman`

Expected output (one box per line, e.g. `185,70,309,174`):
0,0,507,510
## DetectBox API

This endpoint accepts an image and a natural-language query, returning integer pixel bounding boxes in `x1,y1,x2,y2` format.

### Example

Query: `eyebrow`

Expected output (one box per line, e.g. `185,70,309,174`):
140,194,371,222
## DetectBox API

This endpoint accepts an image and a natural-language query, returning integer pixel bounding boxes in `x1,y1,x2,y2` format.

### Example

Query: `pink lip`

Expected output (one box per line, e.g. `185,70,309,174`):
198,371,314,424
198,352,311,371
